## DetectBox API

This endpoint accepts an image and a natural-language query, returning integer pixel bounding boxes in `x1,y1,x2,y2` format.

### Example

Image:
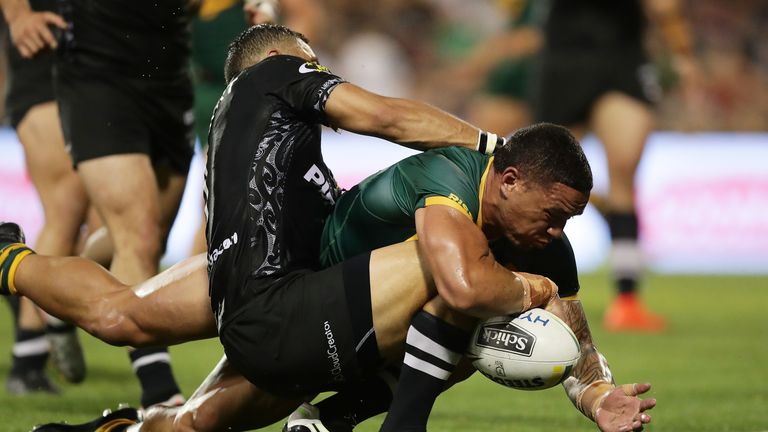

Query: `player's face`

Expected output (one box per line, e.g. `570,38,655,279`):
498,181,588,249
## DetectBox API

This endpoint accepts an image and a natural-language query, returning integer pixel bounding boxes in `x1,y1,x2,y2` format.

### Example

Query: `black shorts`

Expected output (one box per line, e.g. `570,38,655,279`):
4,0,57,128
534,46,660,126
54,66,195,173
219,253,380,398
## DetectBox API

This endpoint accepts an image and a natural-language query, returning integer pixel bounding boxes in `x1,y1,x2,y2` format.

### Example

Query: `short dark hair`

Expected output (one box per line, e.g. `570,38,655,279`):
493,123,593,194
224,24,309,83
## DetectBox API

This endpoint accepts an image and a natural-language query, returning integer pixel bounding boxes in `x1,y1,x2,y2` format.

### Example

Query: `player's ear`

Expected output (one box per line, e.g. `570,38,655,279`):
500,166,520,197
266,48,280,57
501,166,520,186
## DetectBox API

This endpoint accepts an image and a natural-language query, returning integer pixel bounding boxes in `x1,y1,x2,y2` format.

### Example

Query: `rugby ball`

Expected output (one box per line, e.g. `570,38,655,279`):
467,308,580,390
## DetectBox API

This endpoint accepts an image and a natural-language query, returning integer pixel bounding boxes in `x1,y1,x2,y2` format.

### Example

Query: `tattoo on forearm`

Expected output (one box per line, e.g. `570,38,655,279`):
560,299,615,417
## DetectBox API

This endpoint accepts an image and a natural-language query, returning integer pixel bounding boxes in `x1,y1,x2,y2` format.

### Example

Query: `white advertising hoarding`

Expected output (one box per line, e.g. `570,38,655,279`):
1,128,766,274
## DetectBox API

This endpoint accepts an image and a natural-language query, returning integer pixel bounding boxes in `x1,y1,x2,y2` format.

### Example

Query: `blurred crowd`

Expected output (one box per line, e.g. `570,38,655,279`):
0,0,765,133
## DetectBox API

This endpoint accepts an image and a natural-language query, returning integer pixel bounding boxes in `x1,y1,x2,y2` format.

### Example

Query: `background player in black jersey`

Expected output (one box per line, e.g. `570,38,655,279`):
0,0,86,393
11,0,197,407
535,0,696,332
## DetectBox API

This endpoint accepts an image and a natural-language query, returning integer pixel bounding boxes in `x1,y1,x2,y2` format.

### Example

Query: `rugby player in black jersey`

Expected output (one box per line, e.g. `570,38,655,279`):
536,0,695,332
0,0,86,392
54,0,199,407
0,25,653,432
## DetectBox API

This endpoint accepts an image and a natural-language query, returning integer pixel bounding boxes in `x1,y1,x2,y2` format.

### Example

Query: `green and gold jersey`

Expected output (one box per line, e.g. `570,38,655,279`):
320,146,581,297
320,147,492,267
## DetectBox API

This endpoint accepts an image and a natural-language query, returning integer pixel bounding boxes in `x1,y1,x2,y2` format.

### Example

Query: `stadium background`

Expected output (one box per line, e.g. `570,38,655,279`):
1,0,767,430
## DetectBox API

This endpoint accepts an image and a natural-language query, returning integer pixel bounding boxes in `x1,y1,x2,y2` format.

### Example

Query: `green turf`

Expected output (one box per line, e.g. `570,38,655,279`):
1,272,767,431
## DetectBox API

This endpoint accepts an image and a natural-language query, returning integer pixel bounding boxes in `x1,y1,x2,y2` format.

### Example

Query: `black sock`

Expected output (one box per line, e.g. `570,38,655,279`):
46,318,77,334
4,296,20,320
607,211,642,294
129,347,181,407
379,311,470,432
317,368,398,432
11,328,50,375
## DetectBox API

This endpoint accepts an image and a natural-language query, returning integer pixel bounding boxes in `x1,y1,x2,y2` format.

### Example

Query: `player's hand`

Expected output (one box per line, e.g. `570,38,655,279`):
9,9,67,58
543,293,566,321
595,383,656,432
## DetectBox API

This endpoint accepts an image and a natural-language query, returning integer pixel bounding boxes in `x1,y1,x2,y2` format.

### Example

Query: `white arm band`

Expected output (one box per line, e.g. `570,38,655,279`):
476,130,506,155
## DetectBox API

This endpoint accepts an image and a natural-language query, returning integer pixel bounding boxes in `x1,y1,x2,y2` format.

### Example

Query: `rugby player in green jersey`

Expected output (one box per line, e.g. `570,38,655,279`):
310,125,654,432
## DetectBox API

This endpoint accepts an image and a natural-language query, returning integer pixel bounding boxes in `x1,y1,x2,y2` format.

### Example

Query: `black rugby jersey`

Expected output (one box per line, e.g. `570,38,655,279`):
545,0,646,51
206,55,345,327
57,0,191,78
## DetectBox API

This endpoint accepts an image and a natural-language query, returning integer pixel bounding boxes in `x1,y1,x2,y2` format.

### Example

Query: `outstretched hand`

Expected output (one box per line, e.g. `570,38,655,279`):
595,383,656,432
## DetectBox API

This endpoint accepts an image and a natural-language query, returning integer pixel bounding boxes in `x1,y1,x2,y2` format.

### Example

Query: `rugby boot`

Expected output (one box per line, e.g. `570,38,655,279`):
0,222,34,296
31,407,140,432
603,292,666,333
47,322,87,384
283,403,331,432
5,368,59,395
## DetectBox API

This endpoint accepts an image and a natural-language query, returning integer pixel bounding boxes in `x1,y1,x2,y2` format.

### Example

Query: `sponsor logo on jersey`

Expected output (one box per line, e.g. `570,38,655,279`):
304,164,336,204
448,193,470,214
208,232,239,266
476,322,536,357
299,62,331,74
324,320,345,382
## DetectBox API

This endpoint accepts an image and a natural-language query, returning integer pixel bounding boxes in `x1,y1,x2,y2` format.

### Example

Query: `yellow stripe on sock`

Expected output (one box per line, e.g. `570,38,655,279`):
7,249,32,296
95,418,137,432
0,243,26,264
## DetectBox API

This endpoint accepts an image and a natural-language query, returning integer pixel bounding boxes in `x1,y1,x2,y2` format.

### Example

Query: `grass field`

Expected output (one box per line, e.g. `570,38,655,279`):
1,271,767,432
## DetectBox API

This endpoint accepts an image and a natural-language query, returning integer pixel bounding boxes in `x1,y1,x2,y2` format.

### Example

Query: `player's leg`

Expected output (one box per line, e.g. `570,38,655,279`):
26,241,453,431
31,356,300,432
17,101,89,384
77,154,165,284
379,296,476,432
274,243,473,431
135,242,439,432
302,246,479,432
142,356,301,432
4,296,58,394
153,163,188,254
78,154,187,406
311,357,478,432
18,102,89,257
0,226,216,347
590,91,665,332
79,218,114,269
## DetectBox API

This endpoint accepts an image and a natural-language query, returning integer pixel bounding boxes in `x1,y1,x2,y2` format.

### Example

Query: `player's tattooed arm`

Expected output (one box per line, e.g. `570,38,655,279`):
559,298,616,421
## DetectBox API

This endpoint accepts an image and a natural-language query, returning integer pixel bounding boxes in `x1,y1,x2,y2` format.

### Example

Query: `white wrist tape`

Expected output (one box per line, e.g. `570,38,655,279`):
476,130,505,155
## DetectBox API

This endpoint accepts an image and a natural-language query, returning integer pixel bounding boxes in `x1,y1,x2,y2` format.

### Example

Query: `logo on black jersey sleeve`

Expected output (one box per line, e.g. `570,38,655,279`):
299,62,332,74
